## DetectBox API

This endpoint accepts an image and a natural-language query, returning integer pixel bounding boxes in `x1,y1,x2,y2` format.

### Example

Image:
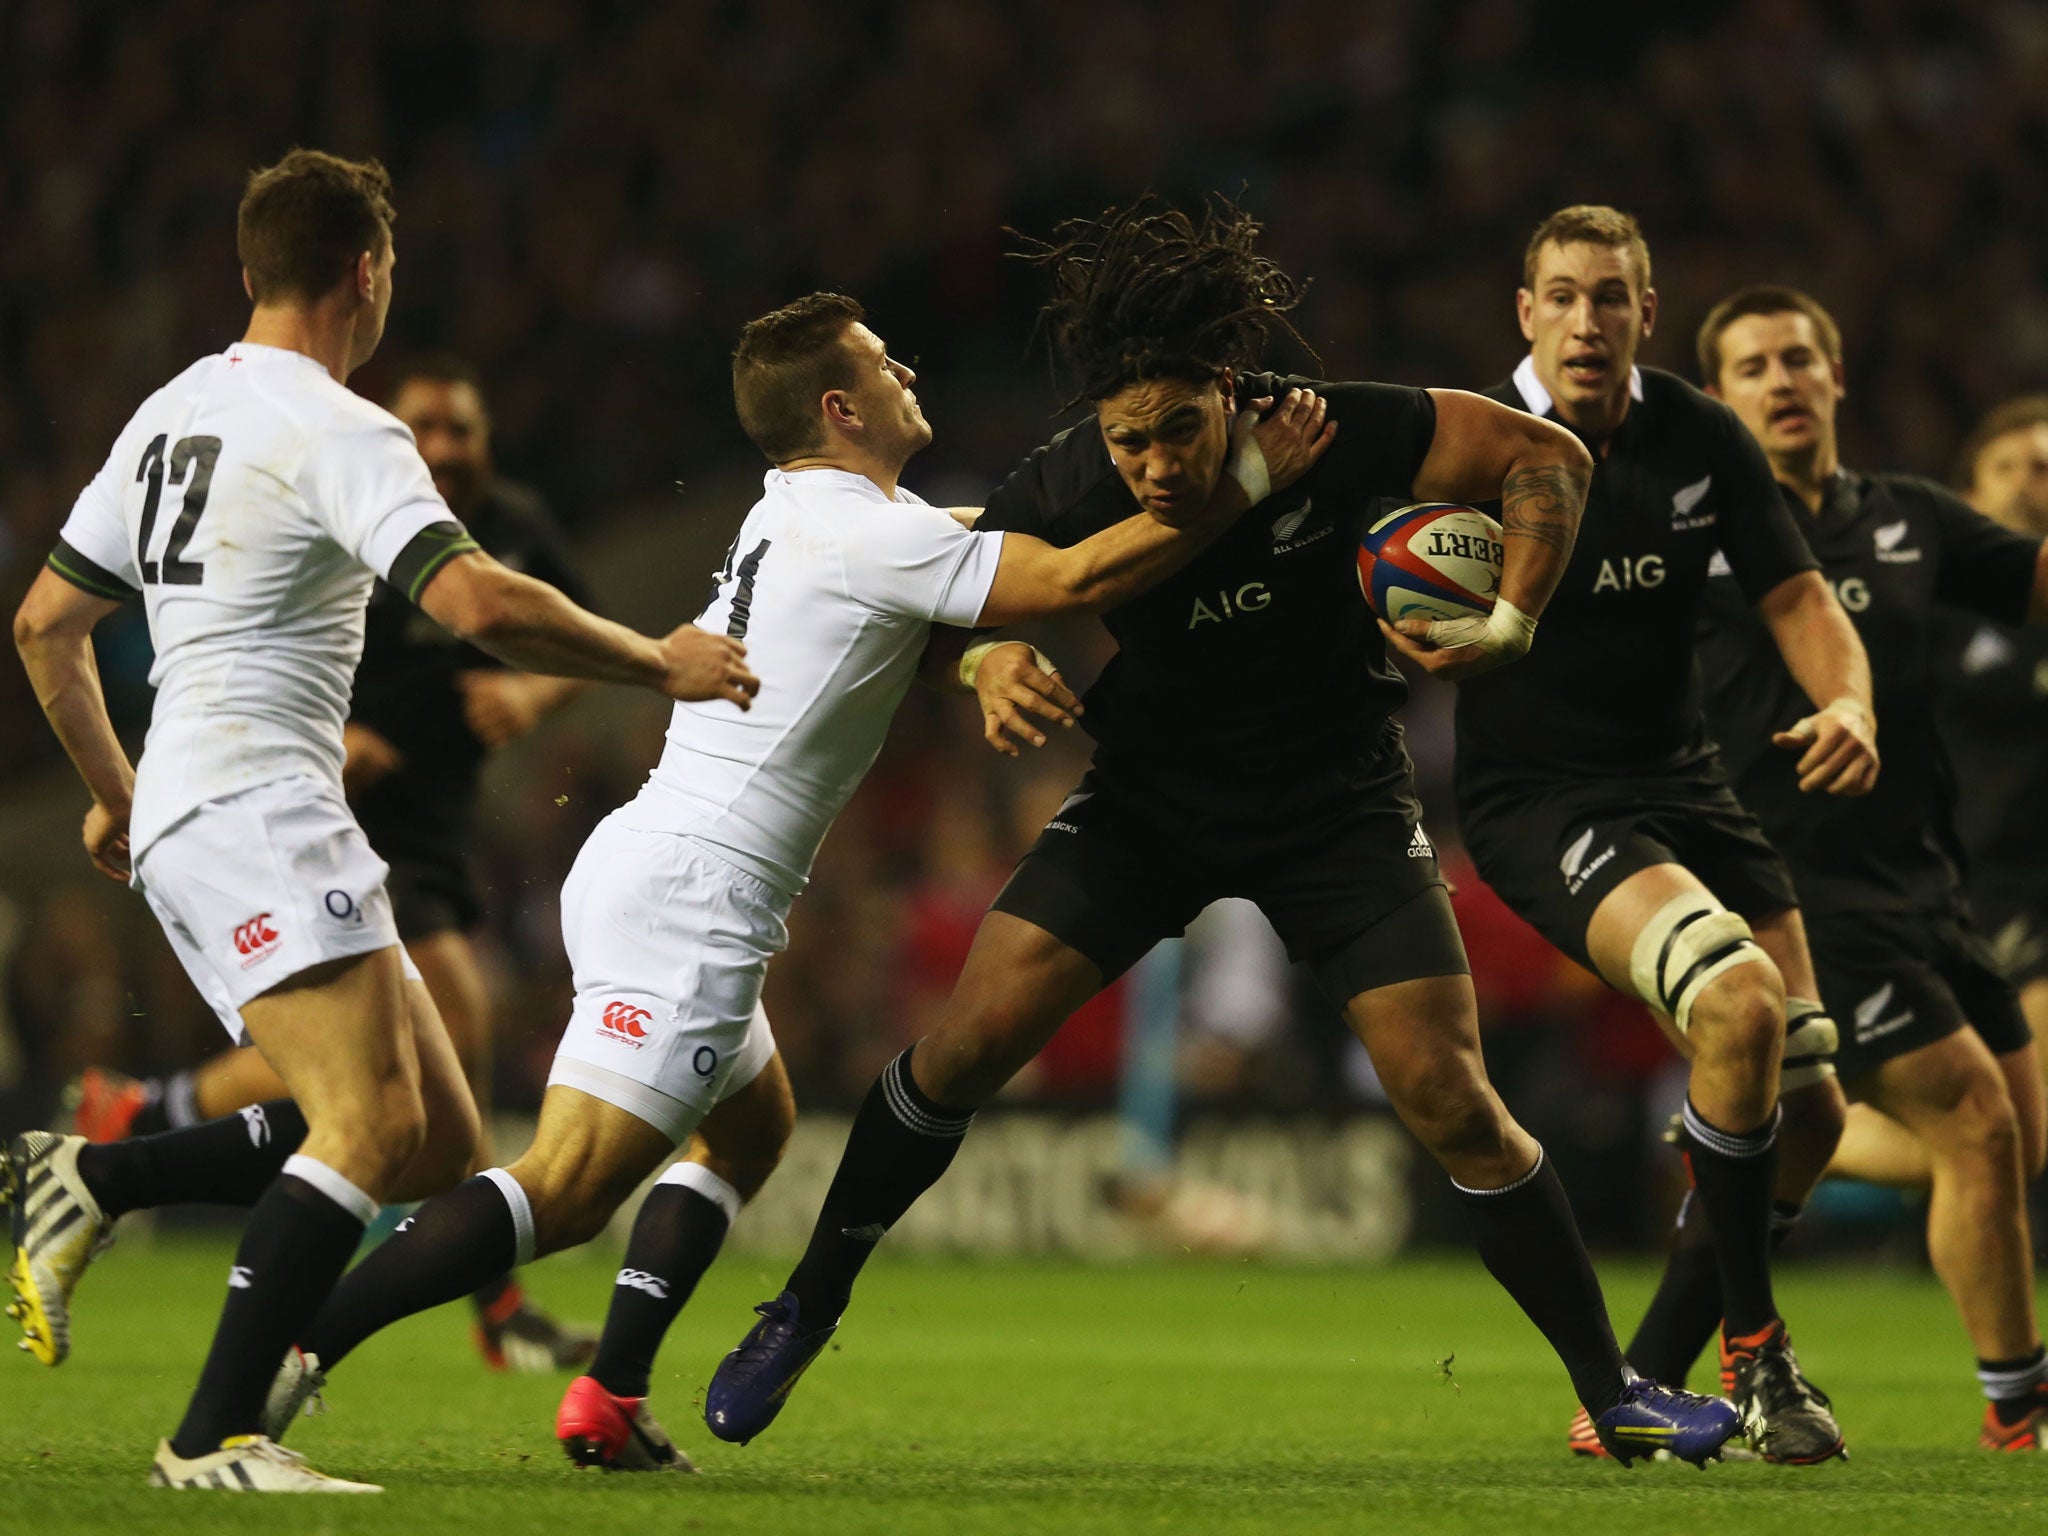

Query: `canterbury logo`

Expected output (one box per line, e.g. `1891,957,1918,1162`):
615,1268,669,1299
601,1001,652,1039
232,914,279,958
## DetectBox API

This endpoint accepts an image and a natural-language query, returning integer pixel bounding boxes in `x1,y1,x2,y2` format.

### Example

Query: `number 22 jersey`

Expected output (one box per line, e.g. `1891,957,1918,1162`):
49,342,468,859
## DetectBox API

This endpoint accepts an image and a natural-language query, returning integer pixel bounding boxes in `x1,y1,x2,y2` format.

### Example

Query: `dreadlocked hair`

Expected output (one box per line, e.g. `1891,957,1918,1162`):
1014,194,1317,408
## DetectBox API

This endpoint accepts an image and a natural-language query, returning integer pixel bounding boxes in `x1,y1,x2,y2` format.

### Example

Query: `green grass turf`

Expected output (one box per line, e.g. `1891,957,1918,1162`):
0,1236,2040,1535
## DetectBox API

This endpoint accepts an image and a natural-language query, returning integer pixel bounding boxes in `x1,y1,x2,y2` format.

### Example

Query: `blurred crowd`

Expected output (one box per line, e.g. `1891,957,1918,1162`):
3,2,2044,1237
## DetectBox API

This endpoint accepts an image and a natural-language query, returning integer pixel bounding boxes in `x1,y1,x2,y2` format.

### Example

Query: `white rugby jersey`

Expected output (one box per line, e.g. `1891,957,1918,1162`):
621,467,1004,890
53,343,464,857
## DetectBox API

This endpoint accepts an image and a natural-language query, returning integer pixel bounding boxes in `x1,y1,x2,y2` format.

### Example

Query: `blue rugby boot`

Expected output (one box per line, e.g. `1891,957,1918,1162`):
704,1291,837,1444
1593,1371,1742,1467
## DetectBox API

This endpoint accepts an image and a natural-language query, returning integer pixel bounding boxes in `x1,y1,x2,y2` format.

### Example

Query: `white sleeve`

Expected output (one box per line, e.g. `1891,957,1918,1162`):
53,441,142,596
840,502,1005,625
302,417,458,579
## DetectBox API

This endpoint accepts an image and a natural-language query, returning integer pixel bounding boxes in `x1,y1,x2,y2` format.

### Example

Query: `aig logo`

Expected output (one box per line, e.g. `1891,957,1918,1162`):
1592,555,1664,592
1188,583,1271,628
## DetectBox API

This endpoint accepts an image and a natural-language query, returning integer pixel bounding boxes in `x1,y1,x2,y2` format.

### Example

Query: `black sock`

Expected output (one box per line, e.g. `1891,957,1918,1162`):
784,1050,974,1324
168,1161,369,1459
1452,1150,1627,1416
1980,1344,2048,1425
77,1100,308,1219
1679,1099,1781,1341
1626,1195,1803,1385
589,1174,735,1399
300,1171,530,1370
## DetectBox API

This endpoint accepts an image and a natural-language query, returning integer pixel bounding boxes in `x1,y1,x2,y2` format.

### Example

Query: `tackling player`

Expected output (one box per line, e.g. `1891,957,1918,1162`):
1435,208,1870,1463
707,198,1741,1467
245,292,1337,1474
69,357,601,1373
1938,396,2048,1174
1693,286,2048,1450
5,150,756,1492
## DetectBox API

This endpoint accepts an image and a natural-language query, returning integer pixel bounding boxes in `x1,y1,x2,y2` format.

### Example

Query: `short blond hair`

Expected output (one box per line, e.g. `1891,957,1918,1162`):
1522,205,1651,292
1955,395,2048,491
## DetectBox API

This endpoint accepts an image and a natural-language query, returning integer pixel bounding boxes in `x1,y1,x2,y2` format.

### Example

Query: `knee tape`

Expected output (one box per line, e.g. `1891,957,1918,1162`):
1627,893,1768,1036
1782,997,1840,1089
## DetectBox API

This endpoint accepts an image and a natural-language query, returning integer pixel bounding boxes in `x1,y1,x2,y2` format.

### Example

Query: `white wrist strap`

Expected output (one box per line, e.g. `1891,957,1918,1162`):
1225,435,1271,506
960,640,1055,689
1420,597,1538,661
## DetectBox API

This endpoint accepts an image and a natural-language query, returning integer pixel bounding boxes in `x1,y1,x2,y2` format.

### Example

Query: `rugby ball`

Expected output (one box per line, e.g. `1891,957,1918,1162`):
1357,503,1503,624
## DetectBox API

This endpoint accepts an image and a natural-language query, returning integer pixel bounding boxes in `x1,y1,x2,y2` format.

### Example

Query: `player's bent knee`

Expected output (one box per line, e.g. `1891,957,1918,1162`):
1629,893,1776,1040
1384,1065,1511,1162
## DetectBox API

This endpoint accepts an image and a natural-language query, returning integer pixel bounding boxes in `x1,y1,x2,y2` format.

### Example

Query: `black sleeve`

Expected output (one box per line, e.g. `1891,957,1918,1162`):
46,537,139,601
1711,406,1820,603
1312,382,1438,498
388,520,482,605
505,496,593,610
977,423,1122,547
1925,482,2039,625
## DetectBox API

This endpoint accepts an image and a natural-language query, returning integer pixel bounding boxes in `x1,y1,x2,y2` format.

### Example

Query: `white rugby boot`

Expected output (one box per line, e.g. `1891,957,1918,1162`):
149,1435,380,1492
261,1347,330,1442
3,1131,115,1364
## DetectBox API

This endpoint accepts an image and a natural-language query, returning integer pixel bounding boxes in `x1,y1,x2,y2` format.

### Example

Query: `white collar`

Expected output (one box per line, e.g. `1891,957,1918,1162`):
769,465,910,503
1512,353,1644,418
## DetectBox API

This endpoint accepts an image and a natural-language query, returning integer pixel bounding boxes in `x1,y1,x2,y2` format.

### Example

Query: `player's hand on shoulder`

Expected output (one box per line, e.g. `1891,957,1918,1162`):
1244,387,1337,498
456,670,545,747
659,623,761,709
971,641,1082,757
81,800,130,883
1773,696,1879,796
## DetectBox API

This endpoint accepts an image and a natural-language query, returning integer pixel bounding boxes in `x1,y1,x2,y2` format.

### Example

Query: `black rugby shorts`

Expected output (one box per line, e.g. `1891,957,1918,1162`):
1966,884,2048,991
383,853,483,941
1459,767,1798,974
1806,906,2031,1080
991,751,1468,1005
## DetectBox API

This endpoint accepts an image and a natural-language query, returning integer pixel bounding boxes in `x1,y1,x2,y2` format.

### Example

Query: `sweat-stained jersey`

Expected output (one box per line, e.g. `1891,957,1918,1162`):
48,342,471,857
620,467,1004,893
1455,361,1818,798
1698,472,2038,916
975,374,1438,800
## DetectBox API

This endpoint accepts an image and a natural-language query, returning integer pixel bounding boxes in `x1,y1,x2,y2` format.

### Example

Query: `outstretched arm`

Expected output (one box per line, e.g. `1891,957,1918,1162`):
1380,390,1593,680
1757,569,1878,795
416,547,760,709
975,388,1335,626
14,567,137,879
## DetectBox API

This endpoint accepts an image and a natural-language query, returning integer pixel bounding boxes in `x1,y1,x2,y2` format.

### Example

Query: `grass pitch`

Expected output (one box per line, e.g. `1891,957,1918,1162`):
0,1235,2038,1535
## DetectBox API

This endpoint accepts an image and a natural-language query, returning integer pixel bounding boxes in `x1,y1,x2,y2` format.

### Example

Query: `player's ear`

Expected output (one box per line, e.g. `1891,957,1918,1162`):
242,268,255,302
354,249,376,301
1639,286,1659,339
821,389,859,433
1515,289,1535,344
1216,366,1235,408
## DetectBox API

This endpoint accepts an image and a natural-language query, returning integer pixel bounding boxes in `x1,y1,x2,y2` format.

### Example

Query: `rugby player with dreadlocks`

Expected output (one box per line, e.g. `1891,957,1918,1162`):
704,197,1742,1466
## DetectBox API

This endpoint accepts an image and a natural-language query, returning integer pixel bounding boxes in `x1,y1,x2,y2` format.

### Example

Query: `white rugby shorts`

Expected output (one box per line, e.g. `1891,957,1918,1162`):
131,775,418,1043
547,812,785,1143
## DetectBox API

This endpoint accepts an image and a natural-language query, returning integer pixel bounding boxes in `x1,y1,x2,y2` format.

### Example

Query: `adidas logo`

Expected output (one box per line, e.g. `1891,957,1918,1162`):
1960,625,2014,676
240,1104,270,1147
615,1268,669,1299
228,1265,254,1290
840,1223,890,1242
1407,825,1434,859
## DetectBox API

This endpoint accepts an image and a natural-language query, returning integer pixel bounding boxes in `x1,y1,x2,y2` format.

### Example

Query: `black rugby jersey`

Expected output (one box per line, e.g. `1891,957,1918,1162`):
349,479,589,863
1937,614,2048,890
1454,364,1817,795
1697,471,2037,916
976,374,1436,791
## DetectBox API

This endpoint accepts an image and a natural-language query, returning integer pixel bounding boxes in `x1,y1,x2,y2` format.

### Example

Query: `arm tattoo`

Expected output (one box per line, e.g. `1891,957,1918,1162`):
1499,463,1588,555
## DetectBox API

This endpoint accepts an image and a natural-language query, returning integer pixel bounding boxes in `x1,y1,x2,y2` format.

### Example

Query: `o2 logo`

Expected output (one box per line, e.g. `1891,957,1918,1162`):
693,1046,719,1079
324,889,363,924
